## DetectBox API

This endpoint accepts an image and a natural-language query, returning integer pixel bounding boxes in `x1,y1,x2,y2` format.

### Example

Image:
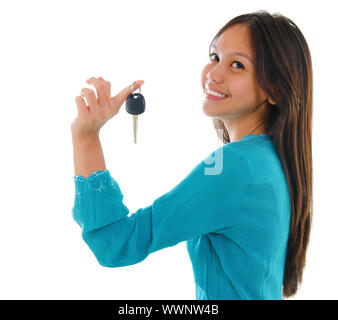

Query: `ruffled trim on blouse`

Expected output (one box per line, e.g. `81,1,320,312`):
73,170,118,195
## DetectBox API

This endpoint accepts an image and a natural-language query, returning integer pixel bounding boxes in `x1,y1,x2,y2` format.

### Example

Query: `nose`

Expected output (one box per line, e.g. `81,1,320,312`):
206,65,224,84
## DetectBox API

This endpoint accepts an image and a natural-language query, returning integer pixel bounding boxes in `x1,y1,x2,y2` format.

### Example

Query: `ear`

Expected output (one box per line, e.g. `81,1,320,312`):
269,86,283,105
267,97,277,105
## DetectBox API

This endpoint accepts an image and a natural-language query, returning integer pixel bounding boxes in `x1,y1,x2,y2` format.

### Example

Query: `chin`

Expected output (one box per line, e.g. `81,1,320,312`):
202,102,230,118
202,105,218,117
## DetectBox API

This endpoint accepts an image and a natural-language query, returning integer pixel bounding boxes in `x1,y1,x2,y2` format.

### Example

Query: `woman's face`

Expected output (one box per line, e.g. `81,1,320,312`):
201,24,273,122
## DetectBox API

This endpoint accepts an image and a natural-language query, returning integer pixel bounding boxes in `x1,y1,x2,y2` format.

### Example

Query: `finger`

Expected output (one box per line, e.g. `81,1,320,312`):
86,77,110,105
130,80,145,93
105,80,111,97
75,95,89,113
99,77,111,98
81,88,99,110
112,80,145,107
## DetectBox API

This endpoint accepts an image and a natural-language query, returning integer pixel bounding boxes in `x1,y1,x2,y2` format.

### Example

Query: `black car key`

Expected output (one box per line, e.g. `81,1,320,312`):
126,85,146,144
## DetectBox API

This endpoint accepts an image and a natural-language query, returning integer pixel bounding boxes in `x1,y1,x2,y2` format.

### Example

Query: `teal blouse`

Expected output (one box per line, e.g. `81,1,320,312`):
72,133,291,300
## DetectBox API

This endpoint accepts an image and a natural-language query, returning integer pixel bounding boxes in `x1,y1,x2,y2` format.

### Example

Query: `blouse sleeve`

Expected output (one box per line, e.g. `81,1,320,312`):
72,145,252,268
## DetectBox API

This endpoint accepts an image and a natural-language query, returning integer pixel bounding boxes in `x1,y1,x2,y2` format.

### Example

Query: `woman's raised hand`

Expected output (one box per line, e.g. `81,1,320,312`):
71,76,144,137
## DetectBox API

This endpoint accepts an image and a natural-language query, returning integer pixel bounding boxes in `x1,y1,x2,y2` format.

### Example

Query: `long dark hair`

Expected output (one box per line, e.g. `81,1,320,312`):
210,10,313,298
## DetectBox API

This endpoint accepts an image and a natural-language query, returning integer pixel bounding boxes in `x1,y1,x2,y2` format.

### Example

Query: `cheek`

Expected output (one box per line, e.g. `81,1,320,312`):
200,65,209,87
231,78,253,97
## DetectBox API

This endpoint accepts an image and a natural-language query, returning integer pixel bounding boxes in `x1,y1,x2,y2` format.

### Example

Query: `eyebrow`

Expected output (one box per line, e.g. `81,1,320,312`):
210,44,253,63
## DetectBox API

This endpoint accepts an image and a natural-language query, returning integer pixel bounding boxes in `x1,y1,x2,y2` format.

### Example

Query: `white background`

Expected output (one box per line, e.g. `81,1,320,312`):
0,0,337,299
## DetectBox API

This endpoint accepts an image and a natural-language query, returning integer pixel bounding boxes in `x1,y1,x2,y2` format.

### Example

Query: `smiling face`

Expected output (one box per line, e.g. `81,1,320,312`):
201,23,276,140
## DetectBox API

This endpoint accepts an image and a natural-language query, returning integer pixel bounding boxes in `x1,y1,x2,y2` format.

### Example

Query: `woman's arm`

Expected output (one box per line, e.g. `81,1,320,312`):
71,131,106,179
72,145,252,268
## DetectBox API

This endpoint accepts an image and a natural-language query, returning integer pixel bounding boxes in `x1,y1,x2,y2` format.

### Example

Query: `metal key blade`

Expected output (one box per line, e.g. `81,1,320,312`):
133,114,138,144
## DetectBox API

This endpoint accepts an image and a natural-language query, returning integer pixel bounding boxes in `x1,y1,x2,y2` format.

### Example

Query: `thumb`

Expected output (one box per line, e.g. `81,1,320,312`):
112,80,145,107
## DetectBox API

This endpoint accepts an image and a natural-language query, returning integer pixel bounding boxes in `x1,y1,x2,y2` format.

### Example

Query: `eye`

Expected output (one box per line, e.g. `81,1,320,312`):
208,53,245,70
209,53,219,62
231,61,244,69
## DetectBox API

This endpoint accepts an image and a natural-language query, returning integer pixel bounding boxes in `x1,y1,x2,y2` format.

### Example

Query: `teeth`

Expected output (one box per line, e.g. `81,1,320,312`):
206,88,227,98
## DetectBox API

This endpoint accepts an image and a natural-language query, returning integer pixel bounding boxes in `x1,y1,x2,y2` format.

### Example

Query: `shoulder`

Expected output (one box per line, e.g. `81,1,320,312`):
222,136,283,181
201,136,277,179
200,142,252,181
225,135,277,162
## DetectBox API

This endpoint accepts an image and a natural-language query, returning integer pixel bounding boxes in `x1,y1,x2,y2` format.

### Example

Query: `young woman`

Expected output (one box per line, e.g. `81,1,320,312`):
71,10,313,300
